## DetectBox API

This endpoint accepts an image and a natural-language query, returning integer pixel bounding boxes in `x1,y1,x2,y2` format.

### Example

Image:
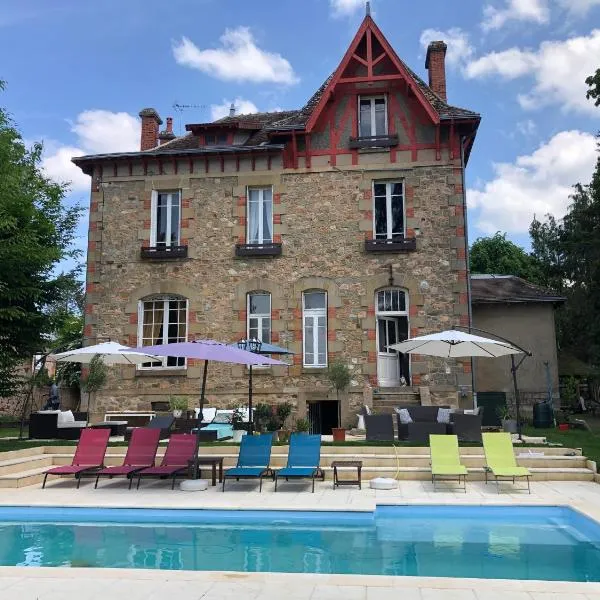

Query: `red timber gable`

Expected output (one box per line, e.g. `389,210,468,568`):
72,14,479,177
305,15,439,132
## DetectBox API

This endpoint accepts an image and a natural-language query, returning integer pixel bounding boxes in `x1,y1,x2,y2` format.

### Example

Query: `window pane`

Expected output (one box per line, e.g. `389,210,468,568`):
374,100,386,135
249,294,270,315
317,316,326,364
261,319,271,344
377,292,385,313
392,182,403,196
305,317,315,365
156,202,167,245
262,194,273,243
378,319,387,352
391,195,404,236
304,292,326,310
170,195,180,245
388,320,397,346
374,183,386,198
359,100,371,137
248,189,262,244
375,196,387,238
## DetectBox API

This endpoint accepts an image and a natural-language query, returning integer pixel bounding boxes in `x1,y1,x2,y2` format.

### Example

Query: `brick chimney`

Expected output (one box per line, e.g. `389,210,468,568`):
158,116,176,145
425,41,448,101
139,108,163,150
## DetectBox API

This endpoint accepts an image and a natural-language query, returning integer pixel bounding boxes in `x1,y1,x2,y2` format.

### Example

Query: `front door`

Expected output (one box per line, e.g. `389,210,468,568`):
377,317,400,387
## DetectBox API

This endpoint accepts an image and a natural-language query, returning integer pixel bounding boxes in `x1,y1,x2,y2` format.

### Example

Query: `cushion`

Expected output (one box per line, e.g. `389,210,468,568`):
57,421,86,429
437,408,451,424
395,408,413,424
57,410,74,424
404,406,441,422
211,411,233,424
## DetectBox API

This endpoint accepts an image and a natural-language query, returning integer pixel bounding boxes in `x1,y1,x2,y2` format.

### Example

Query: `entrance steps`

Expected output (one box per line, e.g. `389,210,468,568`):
0,444,595,487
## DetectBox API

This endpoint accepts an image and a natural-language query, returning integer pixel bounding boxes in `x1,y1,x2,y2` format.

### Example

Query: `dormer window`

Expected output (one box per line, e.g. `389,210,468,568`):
204,133,228,146
359,96,387,137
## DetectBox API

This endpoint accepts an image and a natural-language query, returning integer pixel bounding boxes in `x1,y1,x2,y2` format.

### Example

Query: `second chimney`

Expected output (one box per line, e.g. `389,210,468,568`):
158,117,176,145
139,108,163,150
425,41,448,102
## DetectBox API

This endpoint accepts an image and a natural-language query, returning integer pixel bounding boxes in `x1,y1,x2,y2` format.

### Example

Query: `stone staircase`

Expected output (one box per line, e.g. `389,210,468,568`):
372,388,419,436
0,444,595,487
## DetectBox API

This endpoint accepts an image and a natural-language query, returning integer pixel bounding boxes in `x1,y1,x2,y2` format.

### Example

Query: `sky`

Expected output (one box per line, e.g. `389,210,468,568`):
1,0,599,261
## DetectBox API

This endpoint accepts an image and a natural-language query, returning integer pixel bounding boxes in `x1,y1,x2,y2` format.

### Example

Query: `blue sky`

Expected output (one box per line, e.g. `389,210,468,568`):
1,0,599,259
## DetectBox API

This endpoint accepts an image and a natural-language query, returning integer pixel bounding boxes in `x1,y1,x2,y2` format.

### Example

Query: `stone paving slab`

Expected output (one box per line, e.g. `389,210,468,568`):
1,479,600,598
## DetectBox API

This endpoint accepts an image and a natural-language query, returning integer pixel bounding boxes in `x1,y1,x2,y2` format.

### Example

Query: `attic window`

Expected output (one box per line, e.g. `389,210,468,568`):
359,96,387,137
204,133,228,146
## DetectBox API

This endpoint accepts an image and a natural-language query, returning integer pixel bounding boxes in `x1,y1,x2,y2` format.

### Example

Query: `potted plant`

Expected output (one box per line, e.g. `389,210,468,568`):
169,396,188,418
253,403,273,434
231,406,248,442
328,360,351,442
295,417,310,434
275,401,293,443
81,355,108,424
497,405,517,434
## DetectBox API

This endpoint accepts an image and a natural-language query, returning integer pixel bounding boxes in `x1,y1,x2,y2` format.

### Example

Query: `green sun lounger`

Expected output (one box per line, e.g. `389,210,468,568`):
482,432,531,493
430,434,467,492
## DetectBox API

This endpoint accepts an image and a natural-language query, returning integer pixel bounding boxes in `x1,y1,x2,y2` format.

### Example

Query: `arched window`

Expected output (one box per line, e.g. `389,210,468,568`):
303,290,327,367
137,295,188,369
247,291,271,344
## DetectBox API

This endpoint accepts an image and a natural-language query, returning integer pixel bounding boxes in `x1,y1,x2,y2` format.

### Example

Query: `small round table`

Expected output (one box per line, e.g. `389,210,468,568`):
331,460,363,489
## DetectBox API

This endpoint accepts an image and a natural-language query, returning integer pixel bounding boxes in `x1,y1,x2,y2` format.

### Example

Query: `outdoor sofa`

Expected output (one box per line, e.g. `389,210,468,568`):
29,410,88,440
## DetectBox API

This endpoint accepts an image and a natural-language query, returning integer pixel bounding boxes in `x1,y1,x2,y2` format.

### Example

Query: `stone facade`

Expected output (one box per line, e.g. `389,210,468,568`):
77,14,478,424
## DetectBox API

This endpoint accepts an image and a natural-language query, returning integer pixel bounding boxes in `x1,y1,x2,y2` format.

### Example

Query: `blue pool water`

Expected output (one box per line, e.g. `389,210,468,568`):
1,505,600,581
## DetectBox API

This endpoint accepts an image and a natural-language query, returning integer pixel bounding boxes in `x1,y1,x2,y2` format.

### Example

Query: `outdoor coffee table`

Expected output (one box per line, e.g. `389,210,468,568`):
331,460,362,489
188,457,224,486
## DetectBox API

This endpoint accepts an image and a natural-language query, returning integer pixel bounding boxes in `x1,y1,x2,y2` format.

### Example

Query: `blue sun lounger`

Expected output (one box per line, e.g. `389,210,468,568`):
222,433,274,492
274,433,324,493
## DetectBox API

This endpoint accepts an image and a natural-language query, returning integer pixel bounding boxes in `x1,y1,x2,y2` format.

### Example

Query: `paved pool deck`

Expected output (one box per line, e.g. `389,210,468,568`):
2,478,600,599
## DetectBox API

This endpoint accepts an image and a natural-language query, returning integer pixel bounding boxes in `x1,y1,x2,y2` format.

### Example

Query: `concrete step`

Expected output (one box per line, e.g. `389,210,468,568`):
0,454,54,476
0,466,49,488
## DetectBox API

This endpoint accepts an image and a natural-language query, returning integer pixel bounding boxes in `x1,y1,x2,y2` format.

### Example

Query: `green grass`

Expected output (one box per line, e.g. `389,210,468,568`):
523,426,600,470
0,428,21,439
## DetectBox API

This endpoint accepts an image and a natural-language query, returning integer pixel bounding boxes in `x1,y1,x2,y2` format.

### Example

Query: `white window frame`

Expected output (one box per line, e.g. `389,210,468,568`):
302,291,327,368
247,292,271,345
137,296,188,370
150,190,181,247
372,181,405,240
358,95,388,137
247,186,273,245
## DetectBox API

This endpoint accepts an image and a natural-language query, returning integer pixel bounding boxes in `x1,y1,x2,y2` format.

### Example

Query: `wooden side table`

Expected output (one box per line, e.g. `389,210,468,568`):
188,457,225,486
331,460,363,489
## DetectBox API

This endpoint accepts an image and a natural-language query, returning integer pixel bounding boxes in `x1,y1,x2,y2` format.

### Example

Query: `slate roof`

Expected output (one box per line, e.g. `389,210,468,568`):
72,42,479,167
471,275,565,304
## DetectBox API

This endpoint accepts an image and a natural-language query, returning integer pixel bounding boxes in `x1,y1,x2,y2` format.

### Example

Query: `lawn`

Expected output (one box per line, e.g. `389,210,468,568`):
523,425,600,470
0,428,21,439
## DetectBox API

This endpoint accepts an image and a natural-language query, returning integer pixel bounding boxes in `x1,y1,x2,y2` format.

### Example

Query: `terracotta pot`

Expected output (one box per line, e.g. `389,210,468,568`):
332,427,346,442
558,423,569,431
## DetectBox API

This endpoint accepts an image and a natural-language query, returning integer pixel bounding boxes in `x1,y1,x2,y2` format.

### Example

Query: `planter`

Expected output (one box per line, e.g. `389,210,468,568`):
558,423,570,431
502,419,518,434
278,429,291,444
232,429,247,443
172,409,183,418
332,427,346,442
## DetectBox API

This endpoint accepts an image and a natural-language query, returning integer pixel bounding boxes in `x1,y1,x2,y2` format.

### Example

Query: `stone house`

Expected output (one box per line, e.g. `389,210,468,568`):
471,274,566,418
73,12,480,430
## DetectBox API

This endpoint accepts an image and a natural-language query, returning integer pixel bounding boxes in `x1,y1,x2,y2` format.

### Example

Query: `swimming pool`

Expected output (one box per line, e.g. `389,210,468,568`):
1,505,600,581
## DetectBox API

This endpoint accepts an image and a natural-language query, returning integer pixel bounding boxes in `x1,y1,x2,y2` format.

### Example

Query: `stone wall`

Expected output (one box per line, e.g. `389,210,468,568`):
84,143,469,422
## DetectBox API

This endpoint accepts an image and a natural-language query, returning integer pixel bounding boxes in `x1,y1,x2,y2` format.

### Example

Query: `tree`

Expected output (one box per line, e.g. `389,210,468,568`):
586,68,600,107
0,81,82,396
470,232,543,284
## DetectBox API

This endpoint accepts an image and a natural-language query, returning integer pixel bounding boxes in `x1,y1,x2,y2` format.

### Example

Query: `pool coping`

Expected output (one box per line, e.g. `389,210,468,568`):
2,566,600,595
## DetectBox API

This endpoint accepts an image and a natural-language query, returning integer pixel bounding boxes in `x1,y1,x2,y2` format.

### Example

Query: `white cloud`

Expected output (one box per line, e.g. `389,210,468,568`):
210,98,259,121
464,48,537,80
464,30,600,115
556,0,600,15
41,110,139,192
330,0,366,16
419,28,474,68
482,0,550,31
172,27,298,84
516,119,537,136
468,130,598,234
